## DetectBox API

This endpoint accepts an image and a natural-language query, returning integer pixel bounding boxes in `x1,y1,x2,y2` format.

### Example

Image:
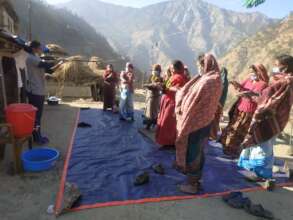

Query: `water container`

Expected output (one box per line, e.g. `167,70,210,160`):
5,103,37,138
21,147,60,172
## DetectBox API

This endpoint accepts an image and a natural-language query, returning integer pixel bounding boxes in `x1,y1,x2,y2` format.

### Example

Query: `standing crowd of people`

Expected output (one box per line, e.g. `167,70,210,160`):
19,39,293,195
102,53,293,194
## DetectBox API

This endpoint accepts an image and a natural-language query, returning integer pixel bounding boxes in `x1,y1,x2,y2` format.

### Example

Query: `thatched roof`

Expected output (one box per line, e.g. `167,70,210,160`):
0,29,23,54
46,44,68,56
52,55,102,86
88,56,105,76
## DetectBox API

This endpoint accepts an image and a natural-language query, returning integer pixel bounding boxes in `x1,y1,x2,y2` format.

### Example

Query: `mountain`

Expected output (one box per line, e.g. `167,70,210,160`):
220,13,293,81
61,0,276,73
10,0,126,72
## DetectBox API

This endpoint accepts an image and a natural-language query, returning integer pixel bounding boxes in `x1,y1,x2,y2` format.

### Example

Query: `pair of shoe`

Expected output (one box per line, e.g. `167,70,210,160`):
178,176,201,194
134,164,165,186
33,134,49,145
223,192,274,219
78,122,92,128
120,116,135,122
33,130,49,145
244,173,276,191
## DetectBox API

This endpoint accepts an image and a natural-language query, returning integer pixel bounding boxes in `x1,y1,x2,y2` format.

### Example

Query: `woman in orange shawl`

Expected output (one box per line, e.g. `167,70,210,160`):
156,60,187,148
175,54,222,194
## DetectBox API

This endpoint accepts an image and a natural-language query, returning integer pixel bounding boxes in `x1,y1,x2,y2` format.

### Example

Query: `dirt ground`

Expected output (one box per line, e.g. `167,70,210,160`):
1,92,293,220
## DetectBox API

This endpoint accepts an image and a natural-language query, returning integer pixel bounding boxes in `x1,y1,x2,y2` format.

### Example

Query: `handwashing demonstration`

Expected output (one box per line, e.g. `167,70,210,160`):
1,0,293,219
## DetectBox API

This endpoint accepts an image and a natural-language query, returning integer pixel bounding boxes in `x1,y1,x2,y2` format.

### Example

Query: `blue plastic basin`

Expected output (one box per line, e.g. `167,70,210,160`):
21,147,60,172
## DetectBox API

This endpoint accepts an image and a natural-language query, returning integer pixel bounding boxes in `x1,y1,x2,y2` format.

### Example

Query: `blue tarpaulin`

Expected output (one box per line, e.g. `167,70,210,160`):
57,109,291,210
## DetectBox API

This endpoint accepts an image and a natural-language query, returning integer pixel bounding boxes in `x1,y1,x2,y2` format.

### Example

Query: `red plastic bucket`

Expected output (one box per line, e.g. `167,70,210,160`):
5,104,37,138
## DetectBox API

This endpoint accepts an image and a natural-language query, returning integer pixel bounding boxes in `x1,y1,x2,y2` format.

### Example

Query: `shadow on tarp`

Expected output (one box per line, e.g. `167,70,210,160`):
56,109,292,212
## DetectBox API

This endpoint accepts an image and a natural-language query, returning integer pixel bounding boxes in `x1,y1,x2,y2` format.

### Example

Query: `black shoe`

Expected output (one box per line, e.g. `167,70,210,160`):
78,122,92,128
134,172,150,186
145,123,151,130
160,145,175,151
244,203,274,219
152,164,165,175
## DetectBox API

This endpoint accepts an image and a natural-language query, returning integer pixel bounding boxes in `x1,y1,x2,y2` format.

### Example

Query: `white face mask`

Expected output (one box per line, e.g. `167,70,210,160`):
152,71,160,76
197,67,203,76
250,74,258,81
272,67,280,73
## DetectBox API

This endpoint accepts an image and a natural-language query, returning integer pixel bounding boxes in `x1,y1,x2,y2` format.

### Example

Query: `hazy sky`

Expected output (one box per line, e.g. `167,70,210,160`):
46,0,293,18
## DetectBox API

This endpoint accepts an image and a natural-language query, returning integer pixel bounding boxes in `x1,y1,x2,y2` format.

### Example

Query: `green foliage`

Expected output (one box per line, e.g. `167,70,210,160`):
244,0,266,8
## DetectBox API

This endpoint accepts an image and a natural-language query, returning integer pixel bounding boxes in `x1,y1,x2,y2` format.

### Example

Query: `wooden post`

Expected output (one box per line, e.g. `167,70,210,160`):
0,56,7,160
0,56,7,108
28,0,32,41
141,71,146,88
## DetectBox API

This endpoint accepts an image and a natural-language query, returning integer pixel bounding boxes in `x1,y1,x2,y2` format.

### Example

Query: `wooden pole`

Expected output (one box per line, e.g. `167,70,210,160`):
28,0,32,41
0,56,7,108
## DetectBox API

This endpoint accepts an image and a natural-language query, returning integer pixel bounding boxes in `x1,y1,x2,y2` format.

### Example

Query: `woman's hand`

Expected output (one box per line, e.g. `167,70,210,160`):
230,81,242,90
168,86,179,92
237,91,258,98
106,73,113,79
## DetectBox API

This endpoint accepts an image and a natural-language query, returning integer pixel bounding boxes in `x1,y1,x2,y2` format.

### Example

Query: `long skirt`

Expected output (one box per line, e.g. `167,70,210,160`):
209,104,223,140
103,82,116,110
220,110,253,157
185,125,211,178
119,88,134,120
238,137,275,179
156,95,176,146
144,90,161,123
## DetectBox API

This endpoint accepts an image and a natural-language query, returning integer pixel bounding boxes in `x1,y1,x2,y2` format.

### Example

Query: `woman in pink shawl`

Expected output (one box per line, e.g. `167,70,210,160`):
175,54,222,194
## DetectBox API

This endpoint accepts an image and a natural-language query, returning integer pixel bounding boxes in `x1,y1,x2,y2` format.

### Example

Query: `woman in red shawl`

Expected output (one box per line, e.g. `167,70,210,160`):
239,55,293,181
103,64,119,112
220,64,269,157
156,60,187,148
175,54,222,194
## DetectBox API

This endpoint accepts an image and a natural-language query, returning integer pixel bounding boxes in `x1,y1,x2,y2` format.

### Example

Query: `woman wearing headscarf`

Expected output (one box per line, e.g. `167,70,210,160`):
220,64,269,157
163,65,172,87
156,60,187,148
119,62,135,121
184,65,191,82
209,67,229,140
143,64,164,130
103,64,119,112
239,54,293,181
175,54,222,194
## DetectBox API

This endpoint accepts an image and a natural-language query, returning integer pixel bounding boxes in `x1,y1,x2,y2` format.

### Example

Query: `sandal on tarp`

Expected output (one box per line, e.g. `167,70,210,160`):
134,172,150,186
263,179,276,191
78,122,92,128
244,203,274,219
152,164,165,175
